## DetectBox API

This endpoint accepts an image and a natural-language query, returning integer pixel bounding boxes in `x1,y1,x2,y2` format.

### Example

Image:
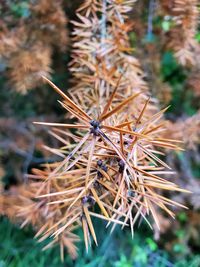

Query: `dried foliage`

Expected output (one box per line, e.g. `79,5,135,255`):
164,111,200,150
187,70,200,97
8,42,52,94
161,0,199,66
1,76,187,258
186,45,200,97
0,0,68,93
69,0,154,117
0,0,189,259
1,0,199,261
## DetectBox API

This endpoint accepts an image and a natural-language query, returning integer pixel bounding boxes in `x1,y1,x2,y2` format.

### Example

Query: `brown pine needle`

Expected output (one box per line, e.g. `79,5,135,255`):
42,76,92,121
82,216,90,253
148,201,160,230
47,132,90,179
113,174,125,209
33,122,89,129
83,206,98,245
135,97,150,126
115,120,136,128
102,125,150,139
100,72,124,119
58,100,90,124
68,178,95,209
53,211,82,238
120,132,125,155
90,188,109,218
37,187,84,198
89,211,128,226
100,92,141,121
85,137,96,186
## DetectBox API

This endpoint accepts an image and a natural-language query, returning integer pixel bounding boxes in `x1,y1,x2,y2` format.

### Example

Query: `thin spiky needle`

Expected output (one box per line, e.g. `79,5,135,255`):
9,0,189,259
32,75,188,253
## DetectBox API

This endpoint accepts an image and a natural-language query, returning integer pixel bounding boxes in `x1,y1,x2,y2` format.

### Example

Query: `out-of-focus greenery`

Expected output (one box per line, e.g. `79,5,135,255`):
161,52,198,117
1,217,200,267
2,216,200,267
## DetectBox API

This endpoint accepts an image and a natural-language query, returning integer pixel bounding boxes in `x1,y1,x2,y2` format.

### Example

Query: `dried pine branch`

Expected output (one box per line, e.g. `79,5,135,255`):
1,0,190,260
0,0,68,93
162,0,199,66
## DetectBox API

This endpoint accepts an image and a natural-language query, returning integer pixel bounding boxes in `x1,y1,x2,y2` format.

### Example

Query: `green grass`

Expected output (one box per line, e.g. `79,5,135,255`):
0,217,174,267
1,216,200,267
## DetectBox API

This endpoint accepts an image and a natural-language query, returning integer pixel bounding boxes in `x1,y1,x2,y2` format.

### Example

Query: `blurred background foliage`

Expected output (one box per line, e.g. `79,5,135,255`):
0,0,200,266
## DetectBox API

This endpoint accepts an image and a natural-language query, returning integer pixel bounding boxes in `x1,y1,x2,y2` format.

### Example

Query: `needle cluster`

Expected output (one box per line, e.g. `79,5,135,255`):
0,0,189,260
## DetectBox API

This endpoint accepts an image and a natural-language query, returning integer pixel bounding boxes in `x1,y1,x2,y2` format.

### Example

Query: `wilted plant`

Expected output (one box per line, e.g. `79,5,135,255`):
0,0,68,93
1,0,192,261
161,0,199,66
29,69,188,258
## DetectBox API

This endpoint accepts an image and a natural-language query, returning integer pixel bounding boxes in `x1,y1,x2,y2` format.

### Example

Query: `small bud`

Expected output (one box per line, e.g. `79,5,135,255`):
97,159,103,167
97,170,103,178
127,190,135,198
82,195,95,207
101,164,108,172
118,160,125,173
